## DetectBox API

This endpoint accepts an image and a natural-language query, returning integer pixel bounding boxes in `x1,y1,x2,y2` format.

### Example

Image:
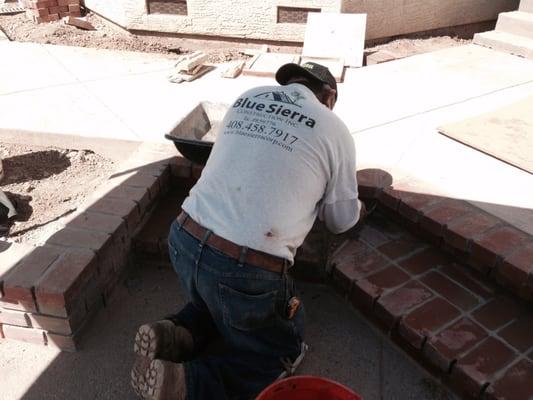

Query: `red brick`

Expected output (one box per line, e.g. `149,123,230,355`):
379,186,402,211
68,211,126,238
425,318,488,372
48,5,59,13
440,263,495,300
398,192,444,223
48,0,58,6
108,172,160,200
332,246,389,292
358,225,390,248
29,8,49,16
0,309,30,327
0,242,34,298
170,156,192,178
2,247,63,312
351,266,410,310
494,242,533,296
399,248,451,275
452,337,516,398
350,279,380,311
369,215,405,241
398,297,461,349
375,281,434,329
28,305,86,335
67,4,79,12
420,271,479,311
472,297,523,331
35,250,97,317
47,331,78,352
2,324,47,345
86,197,140,233
470,227,529,273
106,185,151,216
377,236,424,260
356,168,392,200
68,10,82,17
419,200,473,238
444,212,501,253
484,359,533,400
47,228,112,254
498,316,533,352
58,5,68,12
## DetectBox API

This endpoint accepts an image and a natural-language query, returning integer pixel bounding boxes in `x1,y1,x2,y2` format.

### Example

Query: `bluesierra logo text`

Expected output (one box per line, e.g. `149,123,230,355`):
232,97,316,128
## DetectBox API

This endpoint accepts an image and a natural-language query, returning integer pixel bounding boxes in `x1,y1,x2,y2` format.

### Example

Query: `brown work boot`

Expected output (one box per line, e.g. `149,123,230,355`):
131,355,151,397
134,320,194,362
132,358,186,400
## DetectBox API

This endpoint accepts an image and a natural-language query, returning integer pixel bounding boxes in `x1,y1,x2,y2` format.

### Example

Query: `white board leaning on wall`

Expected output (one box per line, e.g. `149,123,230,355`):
302,12,367,68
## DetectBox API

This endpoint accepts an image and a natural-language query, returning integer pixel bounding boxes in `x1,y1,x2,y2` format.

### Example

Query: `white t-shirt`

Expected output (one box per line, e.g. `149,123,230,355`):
181,83,361,263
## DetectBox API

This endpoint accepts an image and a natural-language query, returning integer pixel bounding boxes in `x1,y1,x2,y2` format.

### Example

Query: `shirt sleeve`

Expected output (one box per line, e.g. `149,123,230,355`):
320,198,361,234
318,127,360,233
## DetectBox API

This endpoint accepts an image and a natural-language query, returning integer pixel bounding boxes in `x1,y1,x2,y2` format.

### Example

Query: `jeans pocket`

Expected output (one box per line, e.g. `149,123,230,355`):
219,283,278,332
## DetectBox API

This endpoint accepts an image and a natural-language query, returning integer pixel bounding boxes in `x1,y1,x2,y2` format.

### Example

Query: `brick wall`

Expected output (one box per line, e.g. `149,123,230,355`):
277,6,320,24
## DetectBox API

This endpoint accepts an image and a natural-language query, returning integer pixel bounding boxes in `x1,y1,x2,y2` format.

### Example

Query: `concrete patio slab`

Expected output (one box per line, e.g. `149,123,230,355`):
0,265,457,400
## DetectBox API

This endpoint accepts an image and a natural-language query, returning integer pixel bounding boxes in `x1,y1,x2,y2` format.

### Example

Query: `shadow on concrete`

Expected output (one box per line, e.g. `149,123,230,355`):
2,159,527,400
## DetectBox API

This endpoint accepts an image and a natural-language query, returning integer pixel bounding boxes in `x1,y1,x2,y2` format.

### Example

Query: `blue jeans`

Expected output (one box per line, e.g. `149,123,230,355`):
167,220,305,400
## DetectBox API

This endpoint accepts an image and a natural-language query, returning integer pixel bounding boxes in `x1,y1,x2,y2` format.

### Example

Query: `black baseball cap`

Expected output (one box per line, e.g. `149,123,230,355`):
276,62,338,100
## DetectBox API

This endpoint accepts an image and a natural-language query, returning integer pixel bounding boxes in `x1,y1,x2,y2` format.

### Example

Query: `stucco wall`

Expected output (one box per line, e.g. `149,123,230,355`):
83,0,520,42
83,0,128,27
342,0,520,40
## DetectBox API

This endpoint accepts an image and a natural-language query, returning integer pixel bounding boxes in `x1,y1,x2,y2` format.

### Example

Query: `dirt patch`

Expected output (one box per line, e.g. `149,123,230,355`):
0,11,470,63
365,36,471,59
0,11,300,63
0,142,114,246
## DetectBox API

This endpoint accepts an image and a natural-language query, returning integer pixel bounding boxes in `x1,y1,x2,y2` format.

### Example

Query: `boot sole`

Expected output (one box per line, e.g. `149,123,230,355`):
131,355,151,398
134,324,159,359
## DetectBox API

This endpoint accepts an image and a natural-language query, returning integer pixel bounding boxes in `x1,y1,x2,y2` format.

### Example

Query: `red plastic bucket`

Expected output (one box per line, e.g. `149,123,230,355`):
256,376,363,400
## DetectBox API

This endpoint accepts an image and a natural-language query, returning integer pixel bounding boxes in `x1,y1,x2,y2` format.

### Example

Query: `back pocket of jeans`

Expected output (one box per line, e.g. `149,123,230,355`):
219,283,278,332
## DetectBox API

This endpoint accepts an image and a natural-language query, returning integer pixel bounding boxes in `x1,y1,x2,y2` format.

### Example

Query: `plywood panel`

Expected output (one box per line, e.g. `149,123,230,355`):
438,96,533,174
302,12,366,67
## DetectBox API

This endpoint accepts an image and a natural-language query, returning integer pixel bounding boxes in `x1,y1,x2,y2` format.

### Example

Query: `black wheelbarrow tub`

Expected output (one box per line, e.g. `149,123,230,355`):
165,101,229,166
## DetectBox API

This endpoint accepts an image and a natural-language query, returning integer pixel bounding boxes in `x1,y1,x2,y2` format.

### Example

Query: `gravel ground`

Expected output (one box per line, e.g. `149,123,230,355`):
0,143,114,245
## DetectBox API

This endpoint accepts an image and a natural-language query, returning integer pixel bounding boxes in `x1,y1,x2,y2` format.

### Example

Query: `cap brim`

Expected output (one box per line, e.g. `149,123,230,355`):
275,63,323,86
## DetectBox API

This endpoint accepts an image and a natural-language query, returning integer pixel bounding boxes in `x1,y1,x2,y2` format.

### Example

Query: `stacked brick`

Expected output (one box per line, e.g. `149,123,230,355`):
0,144,180,351
20,0,82,23
330,208,533,399
357,169,533,304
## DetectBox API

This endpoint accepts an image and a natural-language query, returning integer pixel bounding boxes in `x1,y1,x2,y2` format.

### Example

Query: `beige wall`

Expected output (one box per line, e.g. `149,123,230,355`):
83,0,129,27
83,0,520,42
342,0,520,40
